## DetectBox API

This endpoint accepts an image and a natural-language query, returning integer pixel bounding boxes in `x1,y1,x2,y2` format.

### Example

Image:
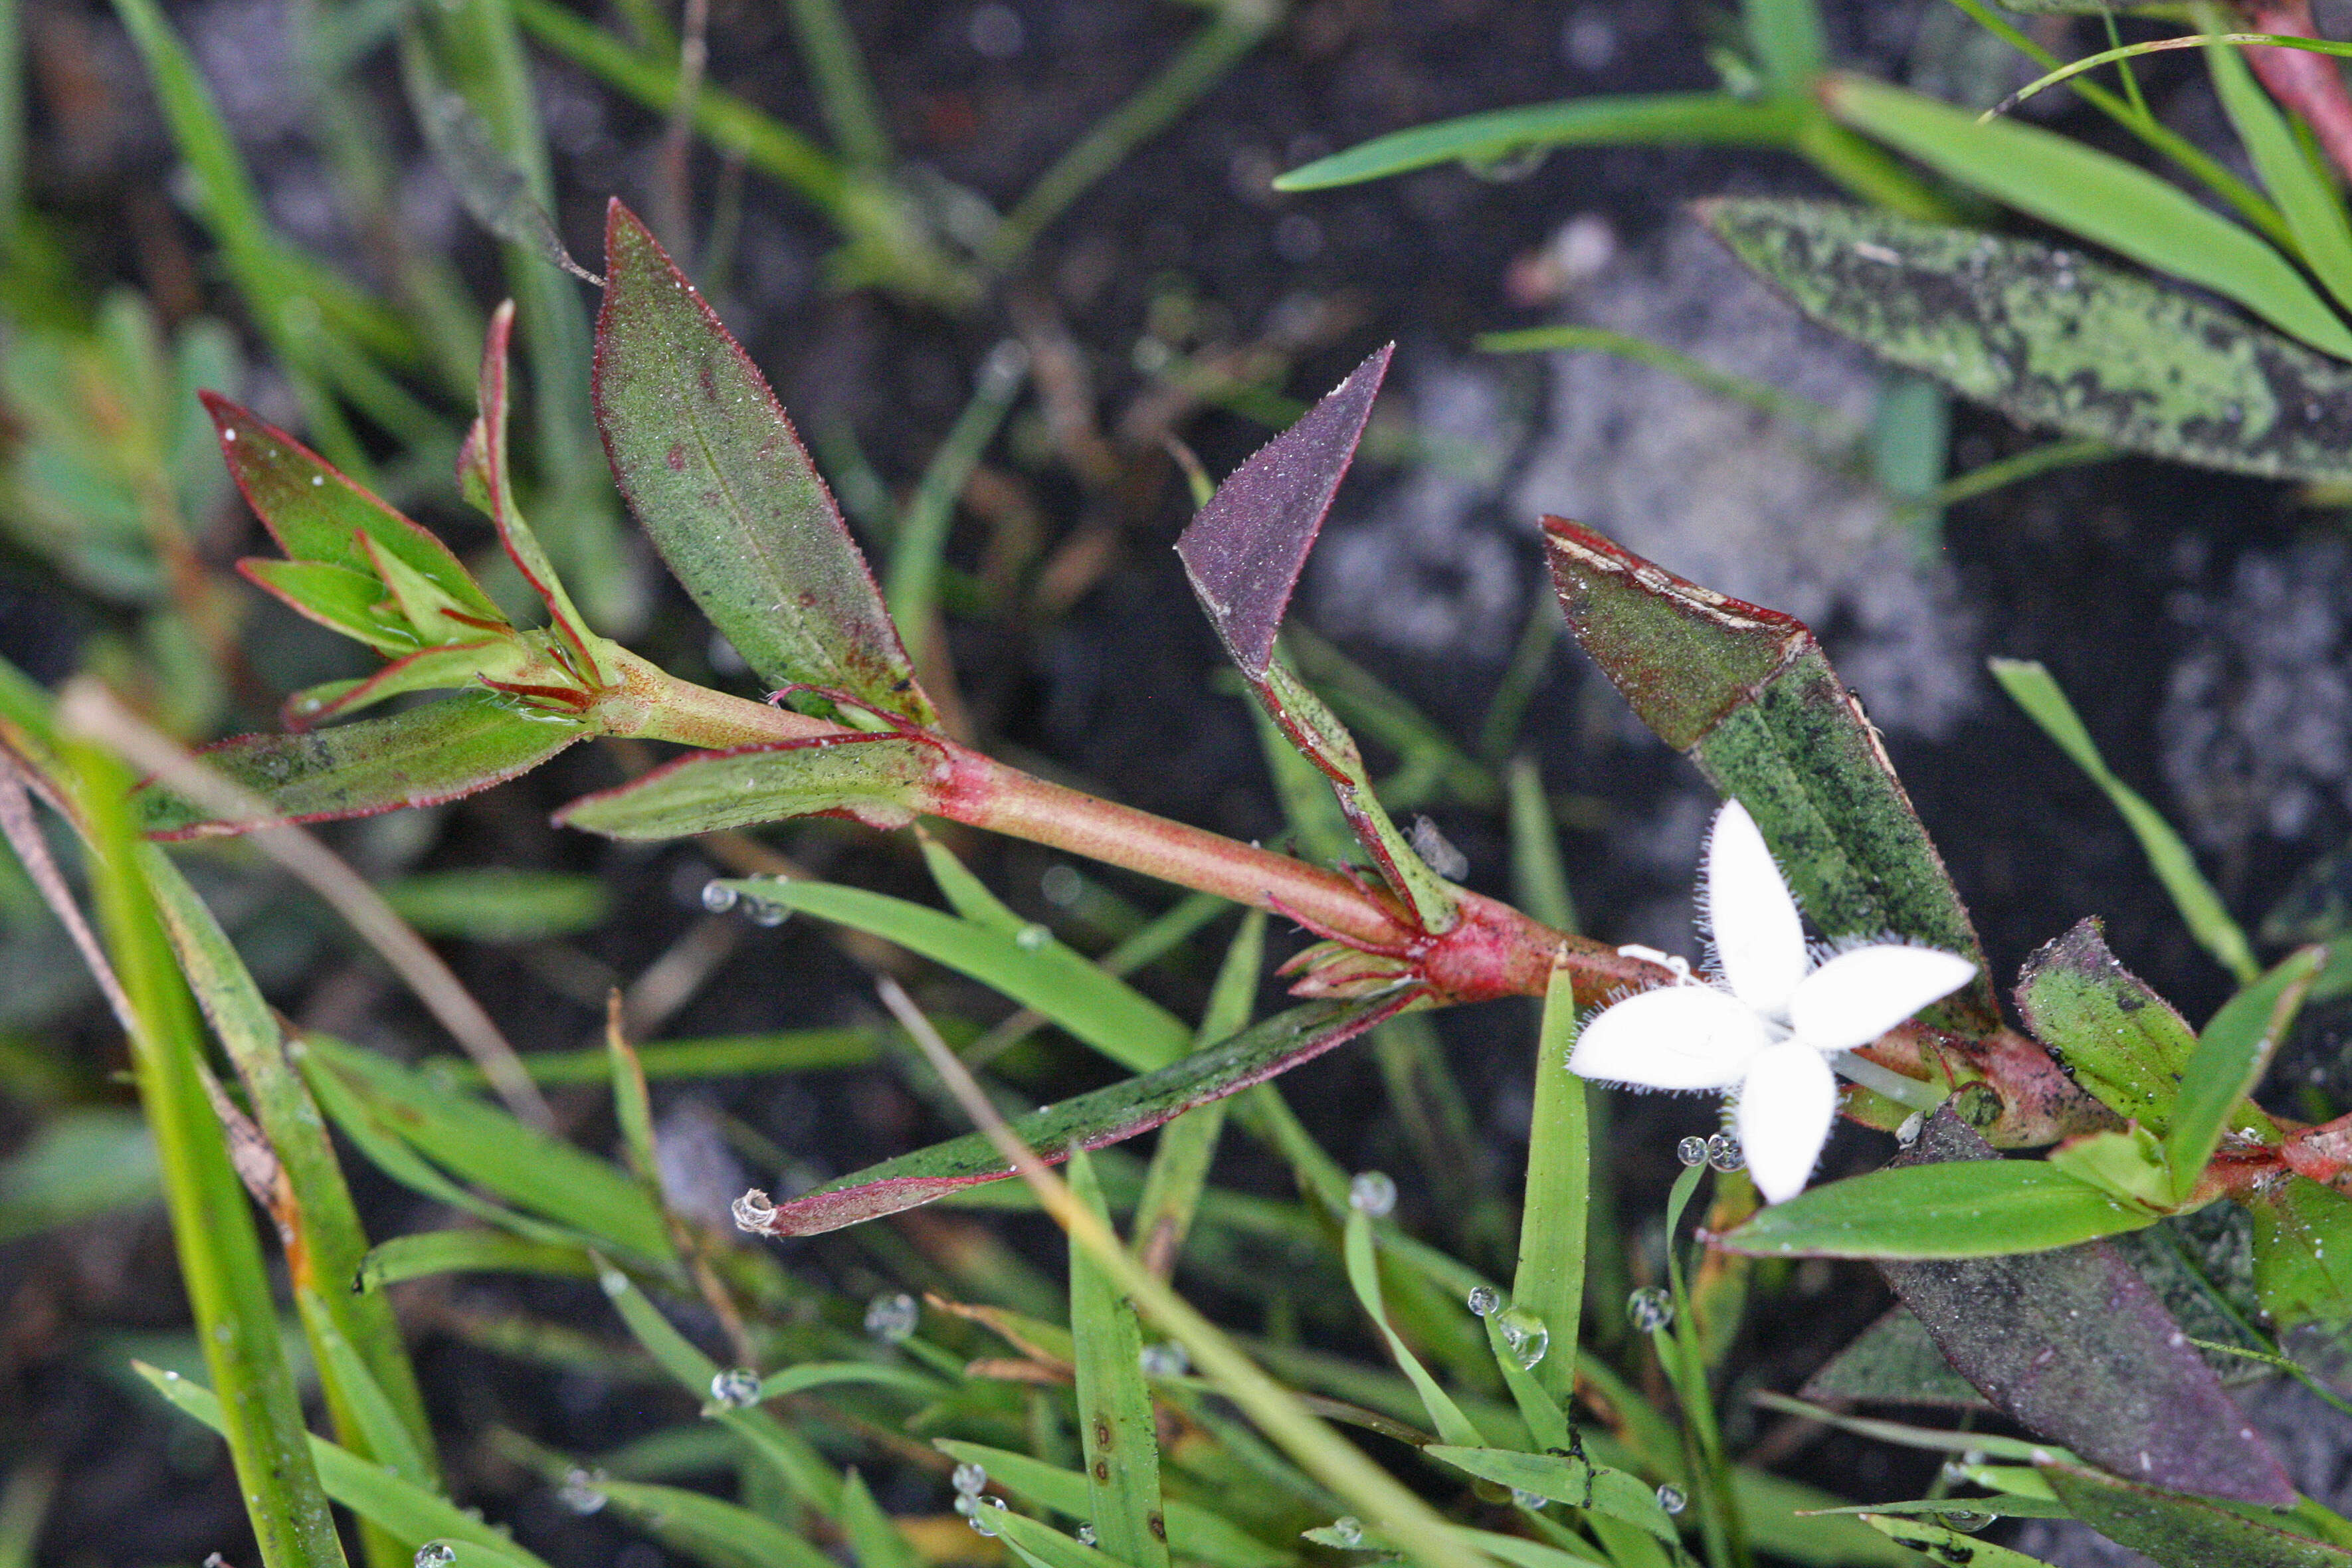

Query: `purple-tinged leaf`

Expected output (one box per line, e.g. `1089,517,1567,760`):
138,692,586,838
553,734,949,838
592,200,932,726
1872,1108,2292,1507
203,392,504,624
460,300,610,682
739,997,1409,1236
2017,919,2200,1133
1175,343,1390,682
2041,1463,2352,1567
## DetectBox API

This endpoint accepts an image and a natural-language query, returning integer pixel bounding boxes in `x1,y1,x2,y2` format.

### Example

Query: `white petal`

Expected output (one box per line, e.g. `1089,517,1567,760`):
1787,945,1977,1053
1569,985,1770,1091
1739,1040,1838,1204
1702,799,1809,1019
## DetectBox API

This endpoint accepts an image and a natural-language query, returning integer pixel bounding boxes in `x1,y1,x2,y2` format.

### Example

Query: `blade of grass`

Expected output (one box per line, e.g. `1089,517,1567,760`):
985,0,1284,272
359,1230,599,1290
2197,11,2352,314
886,342,1029,673
1988,658,2258,982
137,1363,548,1564
1063,1145,1171,1568
68,739,347,1568
1132,910,1264,1275
1658,1162,1745,1568
293,1286,435,1490
109,0,371,474
1506,757,1577,935
1478,588,1563,763
1510,965,1586,1403
889,993,1499,1568
1824,73,2352,359
1744,0,1827,96
838,1470,921,1568
429,1027,881,1085
1942,0,2295,250
60,680,555,1126
2166,947,2323,1203
785,0,889,168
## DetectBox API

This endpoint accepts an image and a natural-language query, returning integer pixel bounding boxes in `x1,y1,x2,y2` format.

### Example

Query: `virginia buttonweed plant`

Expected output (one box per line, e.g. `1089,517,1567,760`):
13,191,2352,1568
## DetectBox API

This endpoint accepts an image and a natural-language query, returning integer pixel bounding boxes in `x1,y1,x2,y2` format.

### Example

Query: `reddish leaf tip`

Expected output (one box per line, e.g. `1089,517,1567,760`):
1176,342,1393,678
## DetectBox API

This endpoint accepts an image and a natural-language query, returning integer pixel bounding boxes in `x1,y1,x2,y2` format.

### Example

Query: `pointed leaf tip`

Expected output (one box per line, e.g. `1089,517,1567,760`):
593,199,933,726
1177,343,1393,678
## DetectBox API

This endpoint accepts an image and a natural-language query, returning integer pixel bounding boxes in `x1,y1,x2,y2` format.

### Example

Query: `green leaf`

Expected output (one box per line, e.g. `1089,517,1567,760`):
987,1510,1128,1568
1342,1205,1483,1448
236,558,419,653
378,868,613,942
2167,947,2322,1201
357,1230,599,1291
1272,94,1802,191
2203,21,2352,317
205,394,503,619
2044,1126,2177,1214
1066,1149,1170,1568
749,998,1405,1236
595,1263,843,1514
557,735,946,839
138,1363,549,1563
2016,918,2201,1131
2042,1463,2352,1568
2249,1175,2352,1329
284,640,525,728
1422,1448,1680,1552
1991,658,2258,982
931,1442,1290,1568
1544,520,1995,1032
1719,1157,2160,1258
1871,1110,2294,1506
591,200,931,724
1702,197,2352,483
300,1031,672,1262
0,1108,157,1241
723,879,1193,1073
593,1478,836,1568
293,1286,434,1491
1857,1516,2059,1567
1745,0,1826,93
1822,74,2352,359
68,736,350,1568
137,692,587,838
1508,966,1585,1402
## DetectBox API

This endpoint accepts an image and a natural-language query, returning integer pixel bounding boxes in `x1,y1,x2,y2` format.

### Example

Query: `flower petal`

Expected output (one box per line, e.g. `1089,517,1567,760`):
1702,799,1809,1019
1787,944,1977,1054
1569,985,1769,1091
1739,1039,1838,1204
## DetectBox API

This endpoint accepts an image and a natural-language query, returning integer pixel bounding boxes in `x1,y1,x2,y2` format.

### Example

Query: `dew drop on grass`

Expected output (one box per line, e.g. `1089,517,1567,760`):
415,1547,456,1568
1705,1133,1743,1173
1656,1484,1686,1515
1626,1288,1673,1333
709,1367,761,1409
1076,1523,1098,1546
1494,1306,1549,1369
968,1497,1008,1536
1139,1341,1189,1377
1676,1135,1708,1167
701,880,739,913
1466,1285,1501,1318
1348,1170,1397,1217
1013,922,1052,950
559,1468,608,1514
1941,1510,1992,1533
1329,1517,1364,1547
953,1462,988,1496
1510,1488,1545,1511
1896,1112,1923,1148
745,899,790,928
864,1291,919,1343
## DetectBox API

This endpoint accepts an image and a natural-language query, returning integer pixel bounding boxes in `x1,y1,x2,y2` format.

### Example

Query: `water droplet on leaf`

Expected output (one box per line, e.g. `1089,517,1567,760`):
708,1368,761,1409
1076,1523,1098,1546
1495,1306,1549,1369
1348,1170,1396,1217
1626,1288,1673,1333
1138,1341,1189,1377
1706,1132,1743,1173
864,1291,918,1342
558,1468,608,1514
1014,922,1052,951
701,880,739,913
1329,1517,1364,1547
1656,1484,1686,1515
415,1547,456,1568
1466,1286,1501,1318
1676,1135,1708,1167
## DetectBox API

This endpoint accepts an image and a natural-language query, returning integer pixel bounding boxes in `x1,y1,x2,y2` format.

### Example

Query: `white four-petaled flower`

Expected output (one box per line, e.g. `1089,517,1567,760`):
1569,799,1975,1204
